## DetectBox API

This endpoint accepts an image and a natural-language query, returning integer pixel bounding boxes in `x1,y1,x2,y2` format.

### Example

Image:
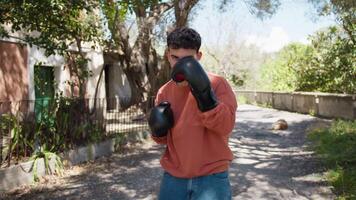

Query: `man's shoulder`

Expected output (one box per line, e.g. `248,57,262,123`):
207,72,224,79
207,72,229,87
157,80,175,93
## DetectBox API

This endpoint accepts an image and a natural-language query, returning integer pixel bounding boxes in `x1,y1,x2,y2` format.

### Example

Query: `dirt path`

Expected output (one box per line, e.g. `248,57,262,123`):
229,105,334,199
2,105,334,200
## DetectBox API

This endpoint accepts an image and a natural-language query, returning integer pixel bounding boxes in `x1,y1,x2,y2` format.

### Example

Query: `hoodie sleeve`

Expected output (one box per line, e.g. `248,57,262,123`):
199,78,237,136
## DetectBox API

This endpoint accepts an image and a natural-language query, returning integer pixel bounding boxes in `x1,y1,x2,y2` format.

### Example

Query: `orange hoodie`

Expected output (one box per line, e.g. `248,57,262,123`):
151,73,237,178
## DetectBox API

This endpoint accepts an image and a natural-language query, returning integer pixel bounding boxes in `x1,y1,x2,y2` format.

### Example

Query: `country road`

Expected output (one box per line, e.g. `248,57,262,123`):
2,104,334,200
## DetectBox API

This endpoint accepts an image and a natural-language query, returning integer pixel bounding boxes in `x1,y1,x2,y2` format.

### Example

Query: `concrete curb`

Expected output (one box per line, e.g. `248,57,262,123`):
0,131,149,192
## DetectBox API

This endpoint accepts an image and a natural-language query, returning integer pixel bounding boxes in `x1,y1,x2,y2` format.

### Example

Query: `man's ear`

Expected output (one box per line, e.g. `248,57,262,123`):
196,51,202,60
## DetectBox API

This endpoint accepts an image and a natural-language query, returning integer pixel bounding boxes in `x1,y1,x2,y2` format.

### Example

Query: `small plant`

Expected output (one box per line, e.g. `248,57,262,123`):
87,123,105,143
0,114,33,166
114,132,126,150
256,102,272,108
29,150,63,182
308,109,316,116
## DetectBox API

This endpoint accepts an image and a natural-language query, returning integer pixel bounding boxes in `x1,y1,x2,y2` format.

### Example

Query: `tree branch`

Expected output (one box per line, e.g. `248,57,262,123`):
173,0,199,27
147,2,174,27
341,17,355,44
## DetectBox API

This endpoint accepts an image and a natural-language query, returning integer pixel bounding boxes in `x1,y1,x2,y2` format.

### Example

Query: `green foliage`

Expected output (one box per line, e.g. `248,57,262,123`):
326,166,356,200
0,95,106,167
1,1,101,98
0,114,31,166
308,120,356,199
308,0,355,31
245,0,281,19
218,0,281,19
296,26,355,93
29,150,63,182
259,25,355,94
65,55,93,98
47,95,106,150
229,73,246,87
100,0,129,46
308,120,356,166
259,43,311,91
259,0,356,94
0,0,102,56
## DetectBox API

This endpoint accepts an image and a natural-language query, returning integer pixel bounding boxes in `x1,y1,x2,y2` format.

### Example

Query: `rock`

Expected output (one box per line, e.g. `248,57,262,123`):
272,119,288,130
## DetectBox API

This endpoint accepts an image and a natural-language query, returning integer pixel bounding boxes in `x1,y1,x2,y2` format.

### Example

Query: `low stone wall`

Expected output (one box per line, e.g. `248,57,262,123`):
255,92,273,106
273,92,293,111
0,131,149,192
236,90,356,120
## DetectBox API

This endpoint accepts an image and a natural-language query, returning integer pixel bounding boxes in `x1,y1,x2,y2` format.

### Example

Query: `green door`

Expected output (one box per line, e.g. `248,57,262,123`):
34,66,55,122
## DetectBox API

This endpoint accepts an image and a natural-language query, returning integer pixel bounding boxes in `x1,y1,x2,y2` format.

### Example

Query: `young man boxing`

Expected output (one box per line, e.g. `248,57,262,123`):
149,27,237,200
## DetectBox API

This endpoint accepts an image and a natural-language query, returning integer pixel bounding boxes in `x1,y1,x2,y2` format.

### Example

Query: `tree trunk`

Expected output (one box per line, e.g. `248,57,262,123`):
174,0,199,27
105,1,200,112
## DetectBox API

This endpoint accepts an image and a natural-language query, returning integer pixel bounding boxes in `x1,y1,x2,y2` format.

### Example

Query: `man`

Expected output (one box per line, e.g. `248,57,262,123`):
149,27,237,200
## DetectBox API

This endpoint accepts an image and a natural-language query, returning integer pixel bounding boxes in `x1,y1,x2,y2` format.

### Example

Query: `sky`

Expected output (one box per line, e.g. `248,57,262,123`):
191,0,336,52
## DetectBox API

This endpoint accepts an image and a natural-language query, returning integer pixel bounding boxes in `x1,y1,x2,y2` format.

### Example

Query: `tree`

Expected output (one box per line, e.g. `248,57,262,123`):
308,0,355,44
259,26,355,94
100,0,174,110
259,43,312,91
203,41,268,89
0,0,102,98
296,26,355,93
1,0,283,110
100,0,282,110
256,1,356,93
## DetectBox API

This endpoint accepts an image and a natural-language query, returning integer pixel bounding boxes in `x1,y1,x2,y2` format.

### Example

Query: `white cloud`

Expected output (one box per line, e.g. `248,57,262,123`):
244,27,290,53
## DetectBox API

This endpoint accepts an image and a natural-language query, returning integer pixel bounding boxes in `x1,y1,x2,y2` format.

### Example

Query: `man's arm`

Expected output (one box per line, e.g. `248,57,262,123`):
171,56,218,112
198,78,237,136
150,89,169,144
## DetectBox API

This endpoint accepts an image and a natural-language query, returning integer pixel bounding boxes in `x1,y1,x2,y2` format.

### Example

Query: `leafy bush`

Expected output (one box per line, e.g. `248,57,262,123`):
259,43,311,91
308,120,356,199
0,96,106,167
259,25,355,94
296,26,356,93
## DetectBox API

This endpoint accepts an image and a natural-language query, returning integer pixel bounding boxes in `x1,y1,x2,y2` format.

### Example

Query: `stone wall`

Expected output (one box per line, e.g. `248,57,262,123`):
237,90,356,120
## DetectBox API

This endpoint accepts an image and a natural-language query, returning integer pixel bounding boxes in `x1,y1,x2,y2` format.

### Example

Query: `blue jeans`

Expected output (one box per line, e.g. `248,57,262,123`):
158,171,232,200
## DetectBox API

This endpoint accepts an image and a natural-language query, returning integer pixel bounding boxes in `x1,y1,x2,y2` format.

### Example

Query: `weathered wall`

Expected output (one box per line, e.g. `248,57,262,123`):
103,53,132,110
86,50,105,99
236,90,356,120
0,41,29,101
272,92,293,111
0,41,29,115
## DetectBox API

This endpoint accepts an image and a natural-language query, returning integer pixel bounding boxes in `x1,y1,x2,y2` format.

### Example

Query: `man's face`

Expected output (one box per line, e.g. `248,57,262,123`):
167,48,202,68
166,48,202,86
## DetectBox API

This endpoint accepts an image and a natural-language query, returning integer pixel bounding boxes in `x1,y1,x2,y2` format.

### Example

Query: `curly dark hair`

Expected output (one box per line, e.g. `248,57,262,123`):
167,27,201,52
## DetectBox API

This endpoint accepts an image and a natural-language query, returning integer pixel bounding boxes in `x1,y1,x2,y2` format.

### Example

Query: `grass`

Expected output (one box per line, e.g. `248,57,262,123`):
308,120,356,200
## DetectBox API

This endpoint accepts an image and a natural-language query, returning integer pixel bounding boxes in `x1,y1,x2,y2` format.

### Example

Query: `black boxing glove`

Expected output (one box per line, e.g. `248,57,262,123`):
171,56,218,112
148,101,174,137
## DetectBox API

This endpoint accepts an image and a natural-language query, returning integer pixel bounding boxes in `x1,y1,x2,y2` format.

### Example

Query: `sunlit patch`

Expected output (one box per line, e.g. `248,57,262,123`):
233,158,259,165
254,162,275,169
